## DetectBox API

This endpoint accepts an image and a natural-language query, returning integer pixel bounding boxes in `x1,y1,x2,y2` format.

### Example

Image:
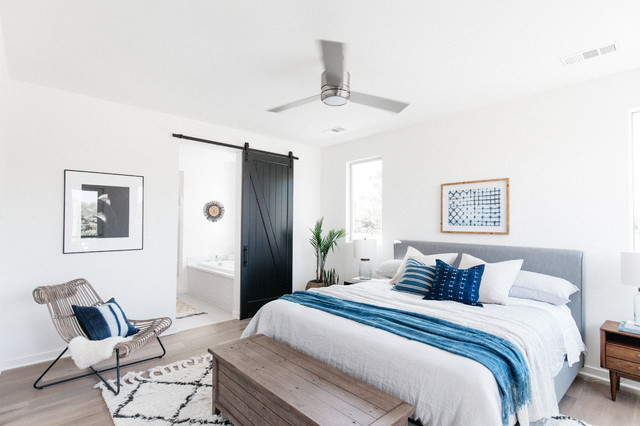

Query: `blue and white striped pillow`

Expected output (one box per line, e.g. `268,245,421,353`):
72,298,139,340
392,258,437,296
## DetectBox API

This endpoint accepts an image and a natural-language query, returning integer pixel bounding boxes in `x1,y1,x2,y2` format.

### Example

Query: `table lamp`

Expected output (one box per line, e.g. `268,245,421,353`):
353,239,377,280
620,252,640,325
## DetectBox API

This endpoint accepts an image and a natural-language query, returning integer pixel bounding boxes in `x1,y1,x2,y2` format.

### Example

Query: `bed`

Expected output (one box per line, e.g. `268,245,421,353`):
242,240,585,425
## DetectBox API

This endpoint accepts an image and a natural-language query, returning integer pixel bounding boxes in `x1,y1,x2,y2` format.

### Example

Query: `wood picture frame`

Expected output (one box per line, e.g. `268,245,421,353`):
441,178,509,234
63,169,144,253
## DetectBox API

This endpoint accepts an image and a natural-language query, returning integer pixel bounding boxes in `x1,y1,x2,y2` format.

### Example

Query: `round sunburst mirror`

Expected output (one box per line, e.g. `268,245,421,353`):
203,200,225,222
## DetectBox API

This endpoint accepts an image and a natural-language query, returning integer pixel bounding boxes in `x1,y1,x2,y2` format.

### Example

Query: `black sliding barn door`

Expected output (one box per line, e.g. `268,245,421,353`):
240,149,294,319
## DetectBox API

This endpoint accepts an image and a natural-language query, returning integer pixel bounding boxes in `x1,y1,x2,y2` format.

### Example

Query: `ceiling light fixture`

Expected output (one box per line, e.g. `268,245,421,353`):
321,71,350,106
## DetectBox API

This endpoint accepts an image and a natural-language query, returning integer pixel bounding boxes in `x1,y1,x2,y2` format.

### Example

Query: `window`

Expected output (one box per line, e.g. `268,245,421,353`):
633,111,640,250
347,157,382,241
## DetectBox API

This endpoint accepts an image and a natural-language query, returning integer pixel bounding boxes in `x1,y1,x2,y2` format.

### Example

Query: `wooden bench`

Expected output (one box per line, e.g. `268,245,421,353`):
208,334,415,425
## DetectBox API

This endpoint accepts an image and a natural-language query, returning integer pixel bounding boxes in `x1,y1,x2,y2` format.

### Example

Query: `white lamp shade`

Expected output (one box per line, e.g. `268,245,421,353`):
621,252,640,286
353,239,377,260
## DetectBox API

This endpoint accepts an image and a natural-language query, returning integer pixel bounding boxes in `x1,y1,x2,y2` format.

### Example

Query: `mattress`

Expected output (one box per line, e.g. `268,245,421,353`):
242,280,585,426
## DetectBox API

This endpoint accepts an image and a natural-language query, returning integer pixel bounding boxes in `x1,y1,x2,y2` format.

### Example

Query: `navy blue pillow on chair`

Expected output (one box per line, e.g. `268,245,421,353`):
72,297,139,340
392,258,437,296
424,260,485,307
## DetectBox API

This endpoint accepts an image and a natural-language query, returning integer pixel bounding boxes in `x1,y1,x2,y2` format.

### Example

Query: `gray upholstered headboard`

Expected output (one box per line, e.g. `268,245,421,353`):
393,240,584,336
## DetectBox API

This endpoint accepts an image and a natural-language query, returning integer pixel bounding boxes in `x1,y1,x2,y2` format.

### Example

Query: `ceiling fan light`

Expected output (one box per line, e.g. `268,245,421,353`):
322,91,349,106
321,71,350,107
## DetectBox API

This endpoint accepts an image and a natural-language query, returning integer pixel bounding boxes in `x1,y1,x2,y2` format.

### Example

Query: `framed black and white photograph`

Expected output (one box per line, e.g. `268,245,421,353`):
63,170,144,253
441,178,509,234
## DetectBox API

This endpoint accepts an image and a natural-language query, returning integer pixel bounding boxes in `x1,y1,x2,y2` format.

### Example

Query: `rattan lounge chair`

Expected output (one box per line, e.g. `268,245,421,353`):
32,278,172,394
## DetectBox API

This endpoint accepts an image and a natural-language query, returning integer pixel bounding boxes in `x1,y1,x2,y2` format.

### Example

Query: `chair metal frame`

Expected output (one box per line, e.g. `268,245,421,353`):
32,278,172,395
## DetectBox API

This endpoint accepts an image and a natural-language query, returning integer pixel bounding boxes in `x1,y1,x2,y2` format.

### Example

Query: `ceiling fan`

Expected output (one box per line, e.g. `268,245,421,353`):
268,40,410,114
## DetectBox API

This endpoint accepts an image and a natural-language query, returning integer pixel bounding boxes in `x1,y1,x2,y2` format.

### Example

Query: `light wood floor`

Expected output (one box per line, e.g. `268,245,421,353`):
1,318,638,425
0,319,251,426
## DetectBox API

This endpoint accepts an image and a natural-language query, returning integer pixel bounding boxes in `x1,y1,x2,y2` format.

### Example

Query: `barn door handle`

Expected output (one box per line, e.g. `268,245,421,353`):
243,246,248,266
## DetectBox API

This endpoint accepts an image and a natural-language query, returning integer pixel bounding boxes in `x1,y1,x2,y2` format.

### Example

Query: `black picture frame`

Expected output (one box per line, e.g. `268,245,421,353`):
63,169,144,253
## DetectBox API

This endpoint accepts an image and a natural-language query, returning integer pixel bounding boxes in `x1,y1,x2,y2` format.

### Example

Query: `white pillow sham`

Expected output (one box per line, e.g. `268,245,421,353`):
509,270,579,305
458,253,523,305
389,247,458,284
375,259,402,278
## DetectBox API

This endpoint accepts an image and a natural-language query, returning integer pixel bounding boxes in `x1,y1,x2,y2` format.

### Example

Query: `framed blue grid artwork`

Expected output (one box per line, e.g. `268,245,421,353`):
441,178,509,234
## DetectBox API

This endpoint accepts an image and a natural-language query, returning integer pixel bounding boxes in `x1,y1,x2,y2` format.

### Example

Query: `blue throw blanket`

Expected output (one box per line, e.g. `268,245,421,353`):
281,291,530,425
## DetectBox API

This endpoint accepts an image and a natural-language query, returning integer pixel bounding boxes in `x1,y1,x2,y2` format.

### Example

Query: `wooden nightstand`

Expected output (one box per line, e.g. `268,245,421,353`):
600,320,640,401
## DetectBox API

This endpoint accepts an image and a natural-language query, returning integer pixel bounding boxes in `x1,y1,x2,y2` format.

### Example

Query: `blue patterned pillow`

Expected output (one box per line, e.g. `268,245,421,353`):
392,258,437,296
424,260,485,307
72,298,139,340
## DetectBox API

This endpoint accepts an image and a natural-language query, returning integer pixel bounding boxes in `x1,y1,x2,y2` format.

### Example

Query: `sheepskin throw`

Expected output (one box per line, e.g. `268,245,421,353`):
69,335,128,369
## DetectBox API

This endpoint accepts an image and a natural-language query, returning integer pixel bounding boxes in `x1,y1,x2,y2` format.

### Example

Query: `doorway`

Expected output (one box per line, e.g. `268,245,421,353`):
176,135,295,323
177,142,238,330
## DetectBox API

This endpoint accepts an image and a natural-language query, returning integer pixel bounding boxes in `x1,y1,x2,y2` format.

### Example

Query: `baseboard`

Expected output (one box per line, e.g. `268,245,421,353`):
579,365,640,394
0,346,68,373
1,326,179,374
165,323,179,336
232,309,240,319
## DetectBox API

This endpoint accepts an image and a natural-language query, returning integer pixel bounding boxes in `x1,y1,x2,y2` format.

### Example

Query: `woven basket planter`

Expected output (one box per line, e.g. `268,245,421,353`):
305,281,324,290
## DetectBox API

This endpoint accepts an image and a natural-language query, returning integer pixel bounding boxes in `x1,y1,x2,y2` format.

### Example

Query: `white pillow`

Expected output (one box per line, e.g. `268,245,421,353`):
509,270,579,305
458,253,523,305
375,259,402,278
390,247,458,284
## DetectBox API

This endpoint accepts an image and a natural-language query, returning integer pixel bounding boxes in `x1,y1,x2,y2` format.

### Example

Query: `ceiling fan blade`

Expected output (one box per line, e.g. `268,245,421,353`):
319,40,345,84
350,91,410,113
267,95,318,113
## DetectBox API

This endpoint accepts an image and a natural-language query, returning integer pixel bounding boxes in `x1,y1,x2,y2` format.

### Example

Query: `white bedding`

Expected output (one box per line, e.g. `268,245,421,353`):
242,280,585,426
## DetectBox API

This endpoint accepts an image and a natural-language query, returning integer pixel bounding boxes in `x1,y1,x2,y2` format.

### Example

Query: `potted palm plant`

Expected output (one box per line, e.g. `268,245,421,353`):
306,218,346,289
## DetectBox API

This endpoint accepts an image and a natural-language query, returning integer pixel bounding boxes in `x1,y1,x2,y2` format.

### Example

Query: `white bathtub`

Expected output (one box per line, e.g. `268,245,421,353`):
195,259,234,278
186,259,234,311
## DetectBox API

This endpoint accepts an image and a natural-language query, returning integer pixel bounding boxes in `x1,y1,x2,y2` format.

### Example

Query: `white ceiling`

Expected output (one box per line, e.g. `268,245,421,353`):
1,1,639,147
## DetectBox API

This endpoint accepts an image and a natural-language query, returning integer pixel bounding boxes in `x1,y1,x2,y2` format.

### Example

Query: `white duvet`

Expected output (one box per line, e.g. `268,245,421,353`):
242,280,585,426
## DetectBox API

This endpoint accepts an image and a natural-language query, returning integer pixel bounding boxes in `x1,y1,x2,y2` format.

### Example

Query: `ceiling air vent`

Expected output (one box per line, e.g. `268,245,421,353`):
324,126,346,134
599,43,617,55
561,42,618,65
561,54,583,66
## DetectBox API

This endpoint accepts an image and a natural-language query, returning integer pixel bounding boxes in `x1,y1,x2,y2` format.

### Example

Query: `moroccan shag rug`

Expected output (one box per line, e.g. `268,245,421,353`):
97,354,228,425
176,298,207,320
97,354,592,426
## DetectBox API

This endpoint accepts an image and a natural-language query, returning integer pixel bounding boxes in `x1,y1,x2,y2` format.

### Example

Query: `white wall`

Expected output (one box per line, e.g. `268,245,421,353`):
0,24,8,289
0,58,321,370
0,80,177,370
178,142,237,293
321,68,640,380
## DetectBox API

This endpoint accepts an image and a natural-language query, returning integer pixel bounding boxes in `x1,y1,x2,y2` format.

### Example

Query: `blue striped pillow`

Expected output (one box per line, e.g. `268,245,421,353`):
424,259,484,306
392,258,437,296
72,298,139,340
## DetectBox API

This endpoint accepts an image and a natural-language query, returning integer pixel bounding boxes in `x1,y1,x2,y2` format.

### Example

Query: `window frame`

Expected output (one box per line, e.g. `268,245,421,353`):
346,156,382,243
632,109,640,250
